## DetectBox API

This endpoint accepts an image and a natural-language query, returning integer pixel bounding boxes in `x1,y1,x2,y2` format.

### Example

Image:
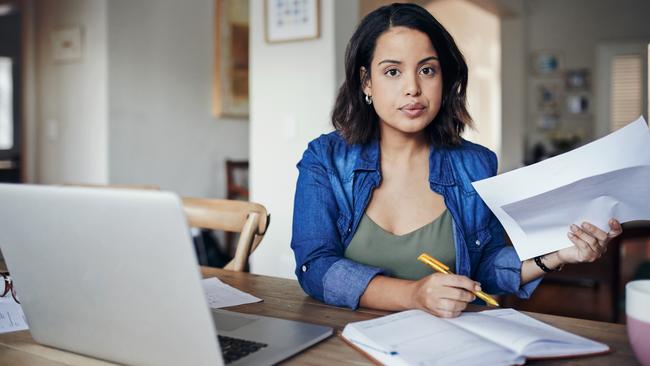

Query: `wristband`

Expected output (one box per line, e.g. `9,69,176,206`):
534,255,562,273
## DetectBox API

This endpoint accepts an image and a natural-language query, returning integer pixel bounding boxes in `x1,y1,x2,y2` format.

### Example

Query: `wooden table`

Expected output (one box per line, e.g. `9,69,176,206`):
0,268,639,365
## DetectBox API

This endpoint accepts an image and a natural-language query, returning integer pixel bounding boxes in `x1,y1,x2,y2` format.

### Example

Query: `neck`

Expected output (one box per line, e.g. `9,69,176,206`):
379,124,429,163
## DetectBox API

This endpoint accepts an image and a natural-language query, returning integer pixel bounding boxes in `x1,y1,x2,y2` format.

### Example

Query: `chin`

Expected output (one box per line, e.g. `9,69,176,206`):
396,119,432,134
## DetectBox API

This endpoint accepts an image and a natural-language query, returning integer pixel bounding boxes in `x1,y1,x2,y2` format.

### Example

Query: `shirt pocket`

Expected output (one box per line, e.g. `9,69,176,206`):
466,228,492,254
465,228,492,275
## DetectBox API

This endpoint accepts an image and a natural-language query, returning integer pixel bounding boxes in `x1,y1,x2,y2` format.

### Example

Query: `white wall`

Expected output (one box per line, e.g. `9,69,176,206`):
27,0,248,198
498,0,526,172
425,0,501,156
107,0,248,198
249,0,359,279
33,0,108,184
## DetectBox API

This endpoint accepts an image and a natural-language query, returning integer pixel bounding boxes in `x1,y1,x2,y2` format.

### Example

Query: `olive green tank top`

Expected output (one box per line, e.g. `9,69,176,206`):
344,210,456,280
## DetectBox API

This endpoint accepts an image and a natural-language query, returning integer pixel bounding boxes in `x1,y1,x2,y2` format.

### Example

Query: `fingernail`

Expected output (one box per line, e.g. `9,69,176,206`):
475,284,482,291
581,222,590,229
570,225,577,232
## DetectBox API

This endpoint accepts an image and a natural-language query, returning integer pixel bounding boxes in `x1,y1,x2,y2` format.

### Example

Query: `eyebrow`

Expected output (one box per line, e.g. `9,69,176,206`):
377,56,439,66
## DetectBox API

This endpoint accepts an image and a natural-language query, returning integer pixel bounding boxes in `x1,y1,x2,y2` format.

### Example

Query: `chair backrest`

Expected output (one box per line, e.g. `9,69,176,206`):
182,198,270,272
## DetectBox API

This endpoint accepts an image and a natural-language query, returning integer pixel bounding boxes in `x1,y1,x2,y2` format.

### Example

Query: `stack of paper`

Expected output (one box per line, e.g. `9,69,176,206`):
472,116,650,260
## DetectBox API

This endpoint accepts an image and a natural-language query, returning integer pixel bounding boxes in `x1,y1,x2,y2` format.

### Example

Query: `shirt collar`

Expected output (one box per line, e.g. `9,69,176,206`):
351,137,380,172
352,136,456,186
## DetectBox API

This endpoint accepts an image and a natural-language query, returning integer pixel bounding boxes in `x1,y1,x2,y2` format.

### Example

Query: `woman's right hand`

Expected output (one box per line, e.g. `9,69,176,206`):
409,273,480,318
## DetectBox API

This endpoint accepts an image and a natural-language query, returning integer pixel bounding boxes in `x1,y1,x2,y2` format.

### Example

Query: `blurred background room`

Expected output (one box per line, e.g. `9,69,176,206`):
0,0,648,323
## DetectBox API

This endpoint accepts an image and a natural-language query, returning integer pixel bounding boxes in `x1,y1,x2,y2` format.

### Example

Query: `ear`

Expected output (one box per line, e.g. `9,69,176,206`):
360,66,372,96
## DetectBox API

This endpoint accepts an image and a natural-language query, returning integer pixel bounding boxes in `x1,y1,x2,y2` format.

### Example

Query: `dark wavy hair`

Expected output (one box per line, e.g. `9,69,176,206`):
331,3,472,146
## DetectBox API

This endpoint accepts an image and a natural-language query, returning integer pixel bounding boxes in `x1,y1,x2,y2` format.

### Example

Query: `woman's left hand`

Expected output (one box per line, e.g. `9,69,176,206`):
556,218,623,265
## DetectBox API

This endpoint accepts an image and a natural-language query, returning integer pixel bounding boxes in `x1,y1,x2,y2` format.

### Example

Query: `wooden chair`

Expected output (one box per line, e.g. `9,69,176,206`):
64,183,270,272
182,197,270,272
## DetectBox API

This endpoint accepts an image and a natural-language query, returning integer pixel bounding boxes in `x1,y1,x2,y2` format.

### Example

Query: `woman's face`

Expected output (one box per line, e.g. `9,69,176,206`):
363,26,443,136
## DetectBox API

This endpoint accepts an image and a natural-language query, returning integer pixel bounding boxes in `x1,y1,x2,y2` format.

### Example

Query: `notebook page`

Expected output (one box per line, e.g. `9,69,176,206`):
343,310,523,366
481,309,609,357
447,309,607,357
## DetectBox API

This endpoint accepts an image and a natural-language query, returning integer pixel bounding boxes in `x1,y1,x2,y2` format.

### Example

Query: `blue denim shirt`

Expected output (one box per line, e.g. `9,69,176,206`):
291,132,542,309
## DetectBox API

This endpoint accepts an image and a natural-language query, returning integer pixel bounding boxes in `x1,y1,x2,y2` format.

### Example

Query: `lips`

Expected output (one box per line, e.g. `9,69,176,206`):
399,103,426,118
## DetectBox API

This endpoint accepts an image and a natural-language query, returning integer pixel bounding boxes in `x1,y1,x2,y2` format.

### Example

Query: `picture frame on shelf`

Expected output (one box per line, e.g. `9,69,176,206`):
536,81,563,113
566,93,590,115
565,69,590,91
537,113,560,131
531,50,563,76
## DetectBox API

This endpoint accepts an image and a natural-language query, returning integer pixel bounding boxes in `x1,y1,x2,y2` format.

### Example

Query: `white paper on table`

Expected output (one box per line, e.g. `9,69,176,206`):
472,116,650,260
0,298,28,333
201,277,262,309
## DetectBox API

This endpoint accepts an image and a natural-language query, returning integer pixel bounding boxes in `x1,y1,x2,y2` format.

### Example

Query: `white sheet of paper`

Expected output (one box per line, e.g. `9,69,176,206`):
472,116,650,260
201,277,262,308
0,298,28,333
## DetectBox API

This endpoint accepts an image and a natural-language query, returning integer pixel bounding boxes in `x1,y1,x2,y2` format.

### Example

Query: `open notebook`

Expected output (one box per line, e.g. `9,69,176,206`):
341,308,609,366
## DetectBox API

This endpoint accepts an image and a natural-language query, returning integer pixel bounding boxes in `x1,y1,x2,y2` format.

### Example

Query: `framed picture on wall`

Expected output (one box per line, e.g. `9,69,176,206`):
265,0,320,43
213,0,249,118
531,50,563,76
536,81,563,113
565,69,590,91
566,93,590,115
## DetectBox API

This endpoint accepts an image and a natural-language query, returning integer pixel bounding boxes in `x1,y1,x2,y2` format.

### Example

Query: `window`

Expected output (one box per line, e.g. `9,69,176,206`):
0,57,12,150
610,54,642,131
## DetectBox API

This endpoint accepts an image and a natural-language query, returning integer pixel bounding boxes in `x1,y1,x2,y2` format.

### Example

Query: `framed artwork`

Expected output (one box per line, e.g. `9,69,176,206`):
531,50,563,76
51,27,83,62
565,69,590,91
265,0,320,43
213,0,249,118
537,113,559,130
536,81,563,113
566,93,590,115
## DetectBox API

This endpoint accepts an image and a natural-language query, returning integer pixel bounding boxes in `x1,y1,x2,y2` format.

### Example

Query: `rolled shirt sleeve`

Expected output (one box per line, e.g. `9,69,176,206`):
291,141,383,309
494,246,543,298
474,218,542,298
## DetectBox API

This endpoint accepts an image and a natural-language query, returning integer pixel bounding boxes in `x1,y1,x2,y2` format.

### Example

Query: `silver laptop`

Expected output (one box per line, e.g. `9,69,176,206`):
0,184,332,366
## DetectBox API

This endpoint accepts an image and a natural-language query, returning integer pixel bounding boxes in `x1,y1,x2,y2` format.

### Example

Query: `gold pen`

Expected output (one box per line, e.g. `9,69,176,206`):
417,253,500,307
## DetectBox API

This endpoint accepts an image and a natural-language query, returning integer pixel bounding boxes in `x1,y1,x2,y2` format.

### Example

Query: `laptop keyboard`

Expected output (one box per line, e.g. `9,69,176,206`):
218,335,268,364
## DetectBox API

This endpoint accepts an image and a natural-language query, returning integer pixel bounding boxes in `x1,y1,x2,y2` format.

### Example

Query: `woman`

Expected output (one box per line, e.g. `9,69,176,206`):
290,3,622,318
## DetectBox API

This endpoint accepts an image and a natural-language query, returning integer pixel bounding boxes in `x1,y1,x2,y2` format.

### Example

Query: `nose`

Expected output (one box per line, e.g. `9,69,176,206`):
404,72,421,97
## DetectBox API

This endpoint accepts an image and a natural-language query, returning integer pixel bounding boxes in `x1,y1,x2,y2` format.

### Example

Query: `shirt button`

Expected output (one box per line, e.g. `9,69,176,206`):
475,240,481,246
348,228,351,233
301,265,307,272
